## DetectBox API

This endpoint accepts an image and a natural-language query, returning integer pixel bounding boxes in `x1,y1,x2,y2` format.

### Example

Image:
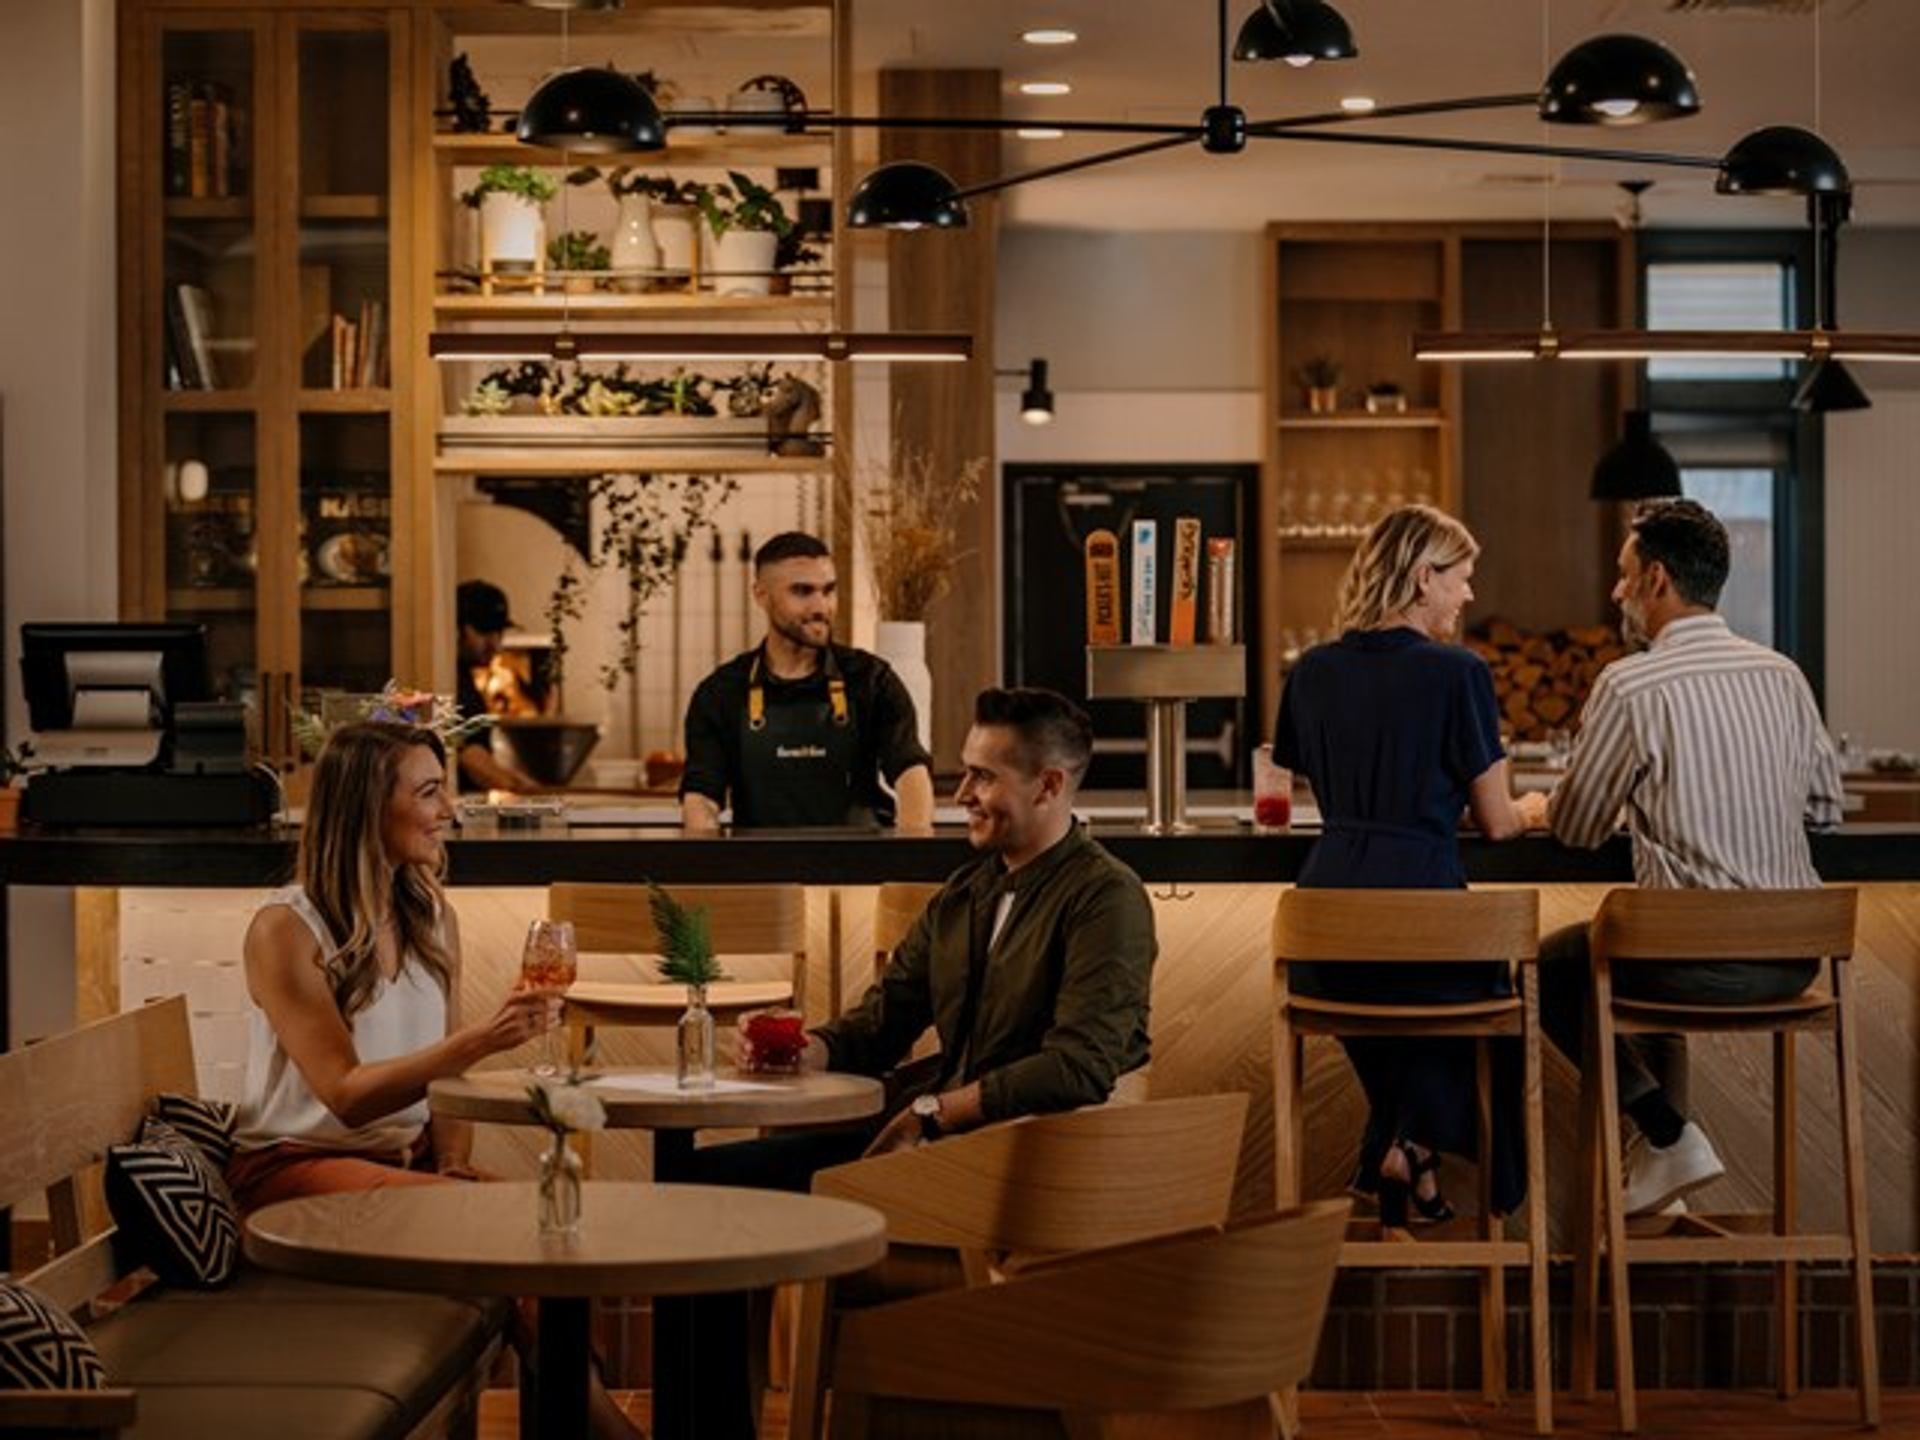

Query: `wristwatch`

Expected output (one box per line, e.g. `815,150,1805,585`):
910,1092,944,1142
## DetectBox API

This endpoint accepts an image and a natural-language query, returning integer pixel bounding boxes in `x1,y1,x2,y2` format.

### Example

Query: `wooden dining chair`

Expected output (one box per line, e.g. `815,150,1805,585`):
821,1199,1351,1440
787,1093,1251,1440
870,881,941,993
551,881,808,1066
1571,887,1875,1434
1272,887,1551,1435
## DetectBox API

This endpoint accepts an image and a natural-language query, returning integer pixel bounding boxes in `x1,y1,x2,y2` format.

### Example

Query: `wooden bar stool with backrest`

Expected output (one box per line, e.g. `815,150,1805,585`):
1273,888,1552,1436
1571,887,1875,1433
549,882,808,1167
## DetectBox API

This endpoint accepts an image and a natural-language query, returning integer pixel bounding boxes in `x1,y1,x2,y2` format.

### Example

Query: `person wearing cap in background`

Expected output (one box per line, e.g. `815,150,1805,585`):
680,531,934,831
454,579,539,794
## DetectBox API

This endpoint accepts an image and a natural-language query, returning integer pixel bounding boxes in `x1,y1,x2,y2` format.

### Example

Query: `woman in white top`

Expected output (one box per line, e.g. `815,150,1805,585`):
228,720,555,1209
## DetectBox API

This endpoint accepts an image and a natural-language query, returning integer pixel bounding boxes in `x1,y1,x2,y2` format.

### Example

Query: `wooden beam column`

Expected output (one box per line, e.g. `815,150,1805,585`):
880,69,999,770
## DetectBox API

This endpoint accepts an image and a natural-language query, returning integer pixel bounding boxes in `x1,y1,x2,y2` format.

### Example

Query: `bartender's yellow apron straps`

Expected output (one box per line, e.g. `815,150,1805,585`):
748,680,766,731
828,676,849,727
747,648,847,729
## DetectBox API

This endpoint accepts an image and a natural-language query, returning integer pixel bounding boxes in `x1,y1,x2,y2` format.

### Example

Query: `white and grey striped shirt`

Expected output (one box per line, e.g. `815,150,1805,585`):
1548,614,1844,890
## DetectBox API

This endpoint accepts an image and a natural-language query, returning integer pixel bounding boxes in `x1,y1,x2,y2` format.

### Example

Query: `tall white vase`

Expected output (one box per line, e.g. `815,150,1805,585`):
874,621,933,756
609,192,660,293
710,227,778,296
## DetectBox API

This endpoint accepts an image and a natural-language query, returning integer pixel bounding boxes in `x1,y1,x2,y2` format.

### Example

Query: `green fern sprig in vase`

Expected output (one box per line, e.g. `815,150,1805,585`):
647,881,730,987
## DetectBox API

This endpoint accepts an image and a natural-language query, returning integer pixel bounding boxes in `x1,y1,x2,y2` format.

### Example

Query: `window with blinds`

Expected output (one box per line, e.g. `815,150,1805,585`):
1646,261,1793,381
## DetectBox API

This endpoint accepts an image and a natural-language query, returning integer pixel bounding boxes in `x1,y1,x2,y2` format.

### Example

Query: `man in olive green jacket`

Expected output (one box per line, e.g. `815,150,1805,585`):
814,685,1156,1151
665,687,1155,1439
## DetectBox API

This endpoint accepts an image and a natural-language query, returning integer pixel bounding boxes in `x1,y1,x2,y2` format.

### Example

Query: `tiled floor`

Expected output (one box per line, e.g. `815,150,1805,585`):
478,1387,1913,1438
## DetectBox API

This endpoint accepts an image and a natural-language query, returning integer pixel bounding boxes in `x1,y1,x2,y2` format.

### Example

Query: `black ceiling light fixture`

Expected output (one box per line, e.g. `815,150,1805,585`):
1793,358,1871,414
1591,410,1682,502
1019,359,1055,425
517,66,664,152
1716,124,1850,197
1538,33,1701,126
1247,0,1357,67
846,161,969,230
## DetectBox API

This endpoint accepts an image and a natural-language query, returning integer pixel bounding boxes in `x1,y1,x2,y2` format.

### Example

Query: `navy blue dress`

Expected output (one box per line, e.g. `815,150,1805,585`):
1274,626,1526,1212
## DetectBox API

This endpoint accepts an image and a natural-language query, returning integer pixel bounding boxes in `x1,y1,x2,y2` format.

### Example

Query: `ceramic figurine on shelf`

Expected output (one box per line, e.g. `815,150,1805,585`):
447,53,491,134
765,375,823,456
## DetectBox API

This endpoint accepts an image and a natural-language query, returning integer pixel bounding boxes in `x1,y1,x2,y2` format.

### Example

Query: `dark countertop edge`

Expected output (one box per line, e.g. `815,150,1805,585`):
0,826,1915,886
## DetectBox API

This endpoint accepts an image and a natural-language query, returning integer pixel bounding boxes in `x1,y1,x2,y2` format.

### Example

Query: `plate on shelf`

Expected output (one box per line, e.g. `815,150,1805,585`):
313,530,390,584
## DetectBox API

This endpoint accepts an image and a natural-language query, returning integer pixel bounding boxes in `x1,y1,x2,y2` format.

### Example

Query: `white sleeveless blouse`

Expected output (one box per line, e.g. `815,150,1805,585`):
233,885,448,1155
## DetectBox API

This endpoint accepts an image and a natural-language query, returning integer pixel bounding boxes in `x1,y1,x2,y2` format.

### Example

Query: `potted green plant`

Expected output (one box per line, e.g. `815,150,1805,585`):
546,229,611,293
697,170,794,297
1296,356,1342,414
0,741,35,833
462,164,558,279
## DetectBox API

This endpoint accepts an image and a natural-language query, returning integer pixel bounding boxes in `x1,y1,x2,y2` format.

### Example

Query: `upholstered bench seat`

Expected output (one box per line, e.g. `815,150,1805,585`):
85,1266,510,1440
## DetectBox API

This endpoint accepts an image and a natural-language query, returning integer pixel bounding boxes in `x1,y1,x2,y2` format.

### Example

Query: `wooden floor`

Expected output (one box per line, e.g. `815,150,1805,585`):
477,1387,1914,1438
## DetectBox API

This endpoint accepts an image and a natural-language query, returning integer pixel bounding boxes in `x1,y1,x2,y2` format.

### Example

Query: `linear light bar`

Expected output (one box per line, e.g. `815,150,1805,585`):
428,331,973,364
1414,328,1920,364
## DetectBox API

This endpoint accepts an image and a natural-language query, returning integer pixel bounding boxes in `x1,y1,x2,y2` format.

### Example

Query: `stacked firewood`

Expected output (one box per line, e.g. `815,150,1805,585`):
1464,619,1624,741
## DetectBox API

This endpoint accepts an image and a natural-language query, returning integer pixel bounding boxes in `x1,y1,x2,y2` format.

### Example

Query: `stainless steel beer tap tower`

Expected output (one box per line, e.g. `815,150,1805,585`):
1087,645,1246,834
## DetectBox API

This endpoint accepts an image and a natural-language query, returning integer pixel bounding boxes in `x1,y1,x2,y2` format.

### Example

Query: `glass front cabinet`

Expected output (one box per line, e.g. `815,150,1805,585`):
120,9,416,770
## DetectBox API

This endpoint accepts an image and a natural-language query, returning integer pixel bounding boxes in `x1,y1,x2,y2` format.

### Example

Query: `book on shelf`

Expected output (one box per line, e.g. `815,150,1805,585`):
328,300,386,389
164,82,192,197
168,283,218,389
167,79,241,198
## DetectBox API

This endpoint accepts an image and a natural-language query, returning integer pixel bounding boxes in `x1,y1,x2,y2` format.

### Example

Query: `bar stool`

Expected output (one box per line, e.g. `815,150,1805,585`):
1571,887,1876,1433
1273,887,1551,1435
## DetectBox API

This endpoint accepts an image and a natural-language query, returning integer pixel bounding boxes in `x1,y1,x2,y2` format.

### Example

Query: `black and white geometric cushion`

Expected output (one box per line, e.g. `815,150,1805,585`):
150,1092,237,1170
0,1280,106,1390
103,1119,240,1288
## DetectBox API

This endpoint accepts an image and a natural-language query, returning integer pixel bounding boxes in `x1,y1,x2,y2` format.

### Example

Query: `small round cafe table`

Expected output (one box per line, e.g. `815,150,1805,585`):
428,1065,884,1180
244,1181,885,1440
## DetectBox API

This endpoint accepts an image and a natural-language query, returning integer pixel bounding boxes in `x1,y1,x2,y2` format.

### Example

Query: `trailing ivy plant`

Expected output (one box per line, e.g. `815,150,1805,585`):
568,165,708,207
544,471,738,693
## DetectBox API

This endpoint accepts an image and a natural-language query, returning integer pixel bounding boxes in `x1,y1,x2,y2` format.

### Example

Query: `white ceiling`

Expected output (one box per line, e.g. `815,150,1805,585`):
847,0,1920,230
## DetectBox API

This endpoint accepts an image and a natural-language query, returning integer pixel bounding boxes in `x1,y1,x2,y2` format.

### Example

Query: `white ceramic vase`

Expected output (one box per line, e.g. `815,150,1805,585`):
609,193,660,293
479,192,544,274
652,203,699,285
710,227,778,297
874,621,933,755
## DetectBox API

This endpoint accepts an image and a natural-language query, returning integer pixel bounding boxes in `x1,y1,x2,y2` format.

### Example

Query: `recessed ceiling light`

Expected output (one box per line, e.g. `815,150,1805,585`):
1016,127,1066,140
1019,80,1073,96
1340,95,1377,114
1021,28,1078,45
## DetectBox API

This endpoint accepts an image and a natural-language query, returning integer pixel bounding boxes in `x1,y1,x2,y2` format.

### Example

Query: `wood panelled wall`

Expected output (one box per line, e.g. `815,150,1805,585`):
1461,233,1633,633
881,69,999,769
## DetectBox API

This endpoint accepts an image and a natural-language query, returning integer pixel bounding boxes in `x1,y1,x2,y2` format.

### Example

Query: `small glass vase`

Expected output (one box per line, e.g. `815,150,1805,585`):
677,983,715,1090
537,1134,584,1236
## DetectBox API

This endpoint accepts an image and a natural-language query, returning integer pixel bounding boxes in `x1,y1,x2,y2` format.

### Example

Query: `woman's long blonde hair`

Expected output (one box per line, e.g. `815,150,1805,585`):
297,721,454,1019
1332,504,1479,635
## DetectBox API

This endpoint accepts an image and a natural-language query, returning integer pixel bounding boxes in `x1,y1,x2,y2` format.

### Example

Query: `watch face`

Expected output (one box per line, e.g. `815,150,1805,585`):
912,1095,939,1117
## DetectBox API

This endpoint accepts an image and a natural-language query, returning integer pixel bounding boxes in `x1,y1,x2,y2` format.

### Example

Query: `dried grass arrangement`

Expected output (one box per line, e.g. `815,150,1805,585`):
851,440,985,622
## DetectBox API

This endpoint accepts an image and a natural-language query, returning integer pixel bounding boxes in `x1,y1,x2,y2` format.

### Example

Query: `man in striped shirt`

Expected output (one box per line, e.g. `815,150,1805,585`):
1540,498,1844,1214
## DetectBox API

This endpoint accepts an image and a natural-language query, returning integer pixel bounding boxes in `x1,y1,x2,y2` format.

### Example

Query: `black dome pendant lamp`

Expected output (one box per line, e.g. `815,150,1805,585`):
517,66,664,152
1540,33,1700,125
1591,410,1682,502
1252,0,1357,67
847,162,969,230
1716,125,1850,197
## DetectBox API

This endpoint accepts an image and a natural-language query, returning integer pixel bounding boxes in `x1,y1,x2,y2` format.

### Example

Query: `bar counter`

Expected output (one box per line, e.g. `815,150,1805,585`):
3,819,1919,887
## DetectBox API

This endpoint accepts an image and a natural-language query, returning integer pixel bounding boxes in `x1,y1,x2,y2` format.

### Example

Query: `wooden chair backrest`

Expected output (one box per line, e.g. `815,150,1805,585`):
830,1199,1350,1413
873,882,939,965
549,883,808,957
1274,887,1540,964
1591,886,1857,963
812,1092,1247,1254
0,996,195,1315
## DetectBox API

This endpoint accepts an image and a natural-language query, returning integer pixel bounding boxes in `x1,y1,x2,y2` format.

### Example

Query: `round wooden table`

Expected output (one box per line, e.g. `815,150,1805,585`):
429,1066,884,1180
244,1181,886,1440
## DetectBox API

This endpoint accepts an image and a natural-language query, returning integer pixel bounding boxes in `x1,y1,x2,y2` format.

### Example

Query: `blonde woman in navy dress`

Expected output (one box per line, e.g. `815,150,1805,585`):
1275,506,1547,1226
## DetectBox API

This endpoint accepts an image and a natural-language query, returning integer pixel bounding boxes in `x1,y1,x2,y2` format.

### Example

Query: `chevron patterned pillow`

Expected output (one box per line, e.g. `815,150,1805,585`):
104,1119,240,1288
150,1092,238,1169
0,1280,106,1390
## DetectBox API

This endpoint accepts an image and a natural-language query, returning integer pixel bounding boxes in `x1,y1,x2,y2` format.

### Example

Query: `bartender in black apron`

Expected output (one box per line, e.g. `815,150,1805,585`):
679,531,935,830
